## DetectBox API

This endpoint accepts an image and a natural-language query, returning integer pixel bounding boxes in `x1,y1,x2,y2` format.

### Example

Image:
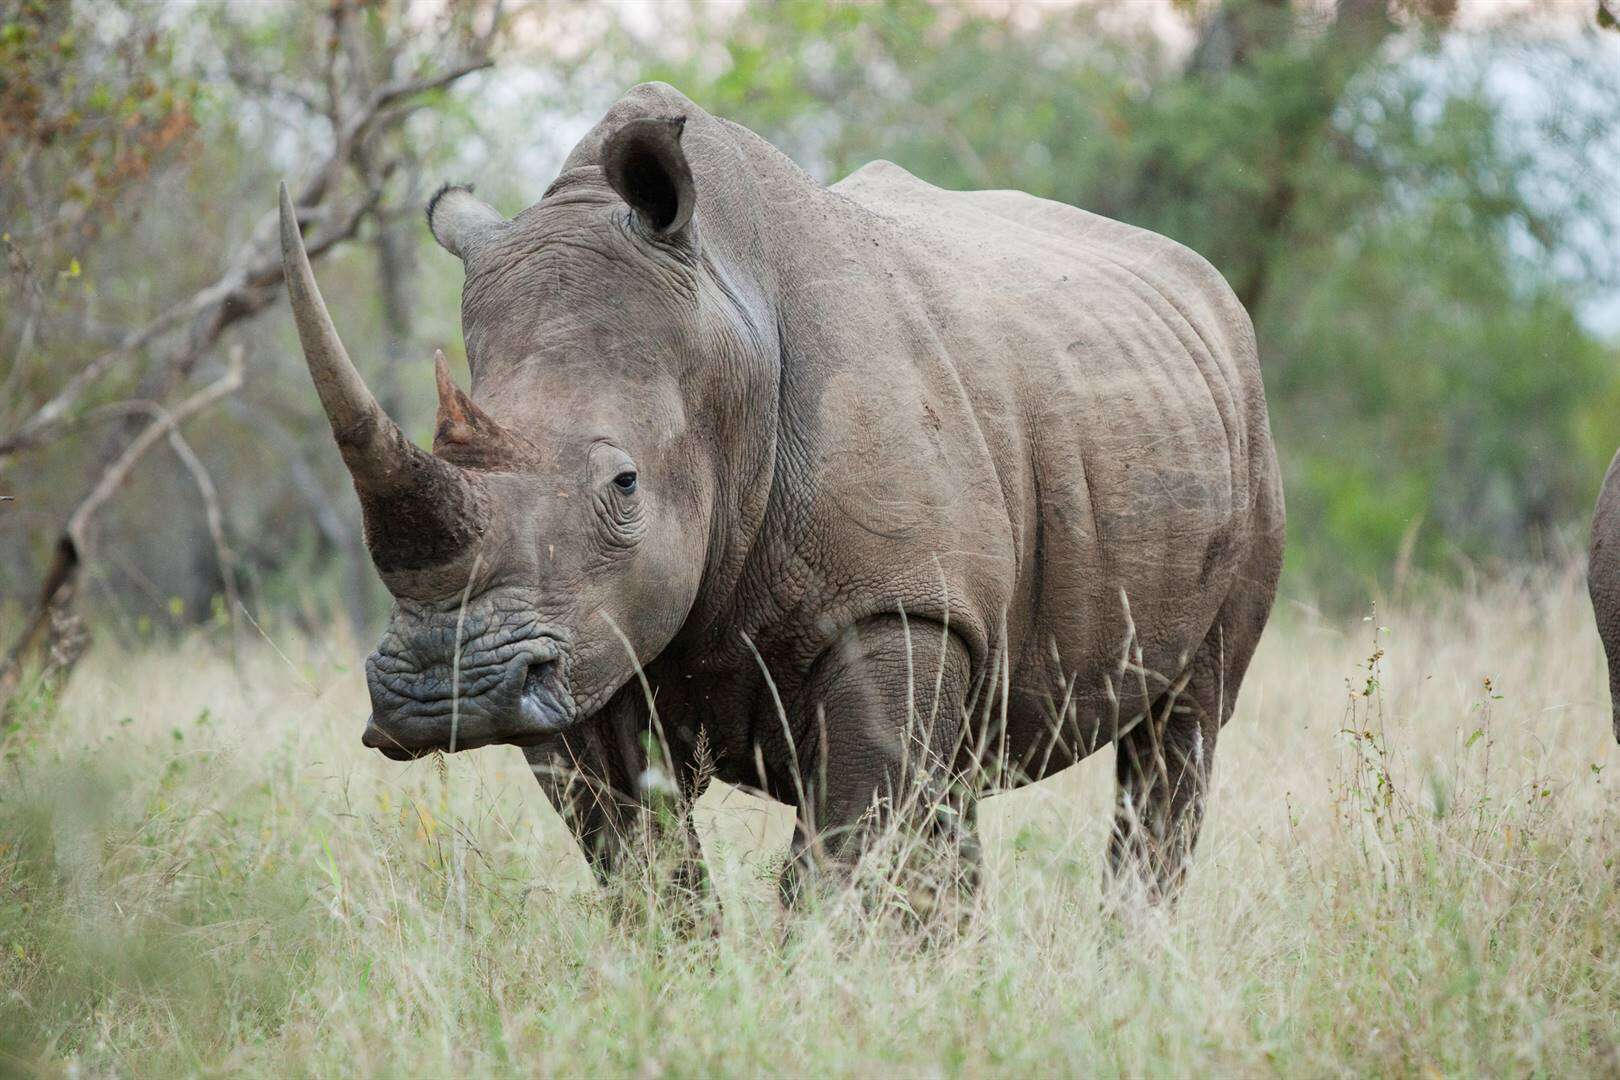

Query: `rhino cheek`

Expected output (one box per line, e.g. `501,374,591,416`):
558,575,691,714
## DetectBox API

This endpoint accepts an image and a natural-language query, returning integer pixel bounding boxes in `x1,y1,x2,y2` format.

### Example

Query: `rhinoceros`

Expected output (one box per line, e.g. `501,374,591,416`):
280,82,1285,903
1590,451,1620,745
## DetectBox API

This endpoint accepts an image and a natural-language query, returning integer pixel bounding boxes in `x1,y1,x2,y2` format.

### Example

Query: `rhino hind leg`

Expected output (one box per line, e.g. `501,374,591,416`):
1590,538,1620,746
777,615,978,915
1106,586,1268,905
1106,666,1219,906
1610,667,1620,746
1596,621,1620,747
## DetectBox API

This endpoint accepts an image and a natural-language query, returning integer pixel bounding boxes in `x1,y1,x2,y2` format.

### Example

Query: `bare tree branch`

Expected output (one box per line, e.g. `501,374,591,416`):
66,356,245,549
372,58,494,113
1,356,244,703
167,424,243,655
0,12,497,704
0,298,198,466
225,62,323,115
0,189,378,470
293,56,492,210
0,50,486,472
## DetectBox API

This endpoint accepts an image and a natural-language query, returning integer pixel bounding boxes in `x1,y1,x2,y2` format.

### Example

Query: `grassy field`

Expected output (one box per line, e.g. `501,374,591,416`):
3,567,1620,1077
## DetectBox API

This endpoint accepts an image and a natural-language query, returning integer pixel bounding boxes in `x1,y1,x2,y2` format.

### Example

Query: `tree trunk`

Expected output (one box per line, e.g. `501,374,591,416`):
373,216,415,423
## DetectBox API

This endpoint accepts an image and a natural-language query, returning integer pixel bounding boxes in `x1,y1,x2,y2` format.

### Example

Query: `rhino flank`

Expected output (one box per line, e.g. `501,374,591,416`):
1589,451,1620,745
280,82,1285,903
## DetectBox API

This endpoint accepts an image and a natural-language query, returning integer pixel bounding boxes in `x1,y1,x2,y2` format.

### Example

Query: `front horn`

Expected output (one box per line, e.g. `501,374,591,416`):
279,181,481,573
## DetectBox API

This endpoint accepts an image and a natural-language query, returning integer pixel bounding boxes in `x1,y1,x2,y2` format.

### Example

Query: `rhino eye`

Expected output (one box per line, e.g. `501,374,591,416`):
612,470,638,494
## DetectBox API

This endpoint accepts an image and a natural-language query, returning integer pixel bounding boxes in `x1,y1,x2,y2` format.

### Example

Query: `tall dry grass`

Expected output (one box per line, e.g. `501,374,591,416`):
3,566,1619,1076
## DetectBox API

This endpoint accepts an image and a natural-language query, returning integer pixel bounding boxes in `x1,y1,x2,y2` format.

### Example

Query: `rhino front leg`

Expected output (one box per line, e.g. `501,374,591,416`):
524,706,713,926
779,615,976,914
524,735,640,883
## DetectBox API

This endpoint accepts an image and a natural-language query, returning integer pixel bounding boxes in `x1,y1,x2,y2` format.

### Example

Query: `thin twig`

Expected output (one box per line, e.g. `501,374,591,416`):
167,424,243,654
0,358,244,701
0,195,370,471
67,357,244,550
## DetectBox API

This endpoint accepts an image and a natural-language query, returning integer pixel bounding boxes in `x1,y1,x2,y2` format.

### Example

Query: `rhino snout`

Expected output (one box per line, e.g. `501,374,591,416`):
361,624,575,758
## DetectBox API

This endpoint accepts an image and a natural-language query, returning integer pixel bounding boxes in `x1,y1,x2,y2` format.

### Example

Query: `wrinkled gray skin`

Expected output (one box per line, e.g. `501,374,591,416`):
1589,449,1620,746
281,82,1285,904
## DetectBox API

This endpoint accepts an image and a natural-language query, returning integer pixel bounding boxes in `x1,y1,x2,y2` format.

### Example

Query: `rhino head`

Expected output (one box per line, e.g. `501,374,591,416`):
280,110,776,759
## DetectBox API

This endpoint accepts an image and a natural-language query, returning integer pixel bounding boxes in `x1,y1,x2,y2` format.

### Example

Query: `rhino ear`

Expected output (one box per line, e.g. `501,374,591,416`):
426,184,506,260
601,116,695,238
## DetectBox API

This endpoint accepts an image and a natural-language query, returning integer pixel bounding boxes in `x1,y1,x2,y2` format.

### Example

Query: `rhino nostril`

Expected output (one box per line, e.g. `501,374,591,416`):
517,658,569,735
519,659,550,706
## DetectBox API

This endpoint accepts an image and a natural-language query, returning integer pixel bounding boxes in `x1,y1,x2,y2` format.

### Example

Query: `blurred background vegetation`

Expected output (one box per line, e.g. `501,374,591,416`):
2,0,1617,680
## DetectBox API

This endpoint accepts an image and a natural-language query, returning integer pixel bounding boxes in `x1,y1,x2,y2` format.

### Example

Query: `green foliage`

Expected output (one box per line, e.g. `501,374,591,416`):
0,0,505,634
0,0,198,252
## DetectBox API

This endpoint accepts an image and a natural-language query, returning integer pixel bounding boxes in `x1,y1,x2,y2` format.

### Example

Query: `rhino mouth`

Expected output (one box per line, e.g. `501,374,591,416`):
515,662,570,739
362,634,576,759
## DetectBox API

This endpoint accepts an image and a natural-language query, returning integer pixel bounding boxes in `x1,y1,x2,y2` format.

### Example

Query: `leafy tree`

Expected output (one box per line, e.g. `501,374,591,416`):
0,0,500,699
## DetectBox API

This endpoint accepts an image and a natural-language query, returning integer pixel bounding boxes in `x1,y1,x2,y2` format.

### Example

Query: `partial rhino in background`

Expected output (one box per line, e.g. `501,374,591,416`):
279,82,1285,905
1589,451,1620,745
